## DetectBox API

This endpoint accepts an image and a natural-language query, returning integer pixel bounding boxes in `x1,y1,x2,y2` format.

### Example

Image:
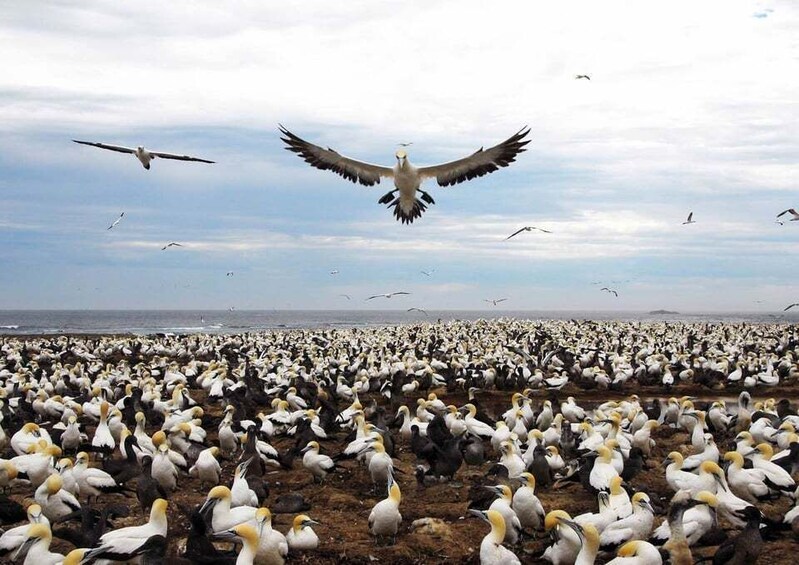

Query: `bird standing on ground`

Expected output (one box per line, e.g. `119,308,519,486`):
279,125,530,223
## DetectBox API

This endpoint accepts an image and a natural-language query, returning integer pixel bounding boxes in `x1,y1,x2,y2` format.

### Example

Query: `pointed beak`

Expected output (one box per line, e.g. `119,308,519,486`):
199,497,217,516
468,509,490,523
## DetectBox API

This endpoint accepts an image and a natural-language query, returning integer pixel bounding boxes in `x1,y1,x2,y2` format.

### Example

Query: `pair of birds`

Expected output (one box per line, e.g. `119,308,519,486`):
75,126,531,224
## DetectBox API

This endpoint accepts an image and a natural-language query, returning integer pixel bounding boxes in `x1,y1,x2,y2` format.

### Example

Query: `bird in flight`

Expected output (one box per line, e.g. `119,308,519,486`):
505,226,552,240
339,294,352,300
226,271,234,277
776,209,799,224
784,303,799,312
161,242,183,251
329,270,339,275
484,298,508,306
279,125,530,224
575,74,591,80
407,307,428,315
106,212,124,230
398,142,413,147
73,140,214,170
366,292,411,300
601,287,619,297
682,212,696,225
420,270,435,277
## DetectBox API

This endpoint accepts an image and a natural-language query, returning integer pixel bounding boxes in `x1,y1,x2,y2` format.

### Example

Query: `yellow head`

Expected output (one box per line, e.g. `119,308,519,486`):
695,491,718,507
46,473,63,494
544,509,571,531
233,523,260,547
617,540,642,557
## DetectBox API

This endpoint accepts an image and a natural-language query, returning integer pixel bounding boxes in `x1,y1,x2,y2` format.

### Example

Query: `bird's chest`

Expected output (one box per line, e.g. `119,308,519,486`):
393,166,419,192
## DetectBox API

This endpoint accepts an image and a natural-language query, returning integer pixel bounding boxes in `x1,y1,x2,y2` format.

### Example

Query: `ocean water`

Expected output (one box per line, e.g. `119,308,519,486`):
0,310,792,335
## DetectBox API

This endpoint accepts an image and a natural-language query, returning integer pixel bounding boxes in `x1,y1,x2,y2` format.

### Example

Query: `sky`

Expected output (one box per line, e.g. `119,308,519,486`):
0,0,797,311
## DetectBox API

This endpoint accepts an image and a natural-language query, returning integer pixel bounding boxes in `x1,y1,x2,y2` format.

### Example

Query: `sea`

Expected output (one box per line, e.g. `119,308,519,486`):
0,310,792,336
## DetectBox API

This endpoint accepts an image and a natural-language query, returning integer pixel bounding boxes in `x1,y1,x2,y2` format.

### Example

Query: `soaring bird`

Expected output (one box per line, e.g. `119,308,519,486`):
106,212,124,231
601,288,619,297
420,270,435,277
484,298,508,306
73,140,214,169
367,292,411,300
575,74,591,80
279,125,530,223
329,270,339,275
161,242,183,251
505,226,552,240
226,272,234,277
339,294,352,300
777,208,799,223
407,308,428,316
784,303,799,312
682,212,695,225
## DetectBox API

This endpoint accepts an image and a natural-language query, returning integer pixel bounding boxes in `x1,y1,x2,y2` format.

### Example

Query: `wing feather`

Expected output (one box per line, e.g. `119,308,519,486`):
73,140,135,154
150,151,214,163
279,125,393,186
418,127,531,187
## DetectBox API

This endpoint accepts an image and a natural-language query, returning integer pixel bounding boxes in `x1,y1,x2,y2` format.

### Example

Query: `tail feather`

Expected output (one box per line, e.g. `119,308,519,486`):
388,197,428,224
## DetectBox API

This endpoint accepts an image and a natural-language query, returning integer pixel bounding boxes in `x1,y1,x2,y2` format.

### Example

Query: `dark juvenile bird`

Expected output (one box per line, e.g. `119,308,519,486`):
279,125,530,223
710,506,763,564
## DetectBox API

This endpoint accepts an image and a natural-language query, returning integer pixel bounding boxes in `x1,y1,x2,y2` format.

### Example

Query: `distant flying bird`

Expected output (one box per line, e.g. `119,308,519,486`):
279,125,530,224
226,271,234,277
784,303,799,312
366,292,411,300
407,307,428,315
398,142,413,147
575,74,591,80
339,294,352,300
229,306,235,311
329,270,339,275
777,208,799,224
601,287,619,297
420,270,435,277
73,140,214,170
161,242,183,250
505,226,552,240
682,212,696,225
484,298,508,306
106,212,124,230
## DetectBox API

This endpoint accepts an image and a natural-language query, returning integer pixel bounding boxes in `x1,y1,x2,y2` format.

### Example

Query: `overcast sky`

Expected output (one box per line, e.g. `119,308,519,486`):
1,1,796,311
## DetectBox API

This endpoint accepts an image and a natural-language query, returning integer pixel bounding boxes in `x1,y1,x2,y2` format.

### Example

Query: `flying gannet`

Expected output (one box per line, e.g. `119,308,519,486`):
73,140,214,170
682,212,696,225
366,292,411,300
777,209,799,223
484,298,508,306
505,226,552,240
279,125,530,224
106,212,124,231
575,74,591,80
161,242,183,251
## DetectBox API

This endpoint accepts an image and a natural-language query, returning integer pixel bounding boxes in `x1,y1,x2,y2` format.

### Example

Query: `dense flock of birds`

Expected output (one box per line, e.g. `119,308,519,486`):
1,319,799,564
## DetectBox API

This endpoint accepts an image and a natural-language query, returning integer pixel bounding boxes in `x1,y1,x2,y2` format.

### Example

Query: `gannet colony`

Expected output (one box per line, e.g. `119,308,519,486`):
1,318,798,563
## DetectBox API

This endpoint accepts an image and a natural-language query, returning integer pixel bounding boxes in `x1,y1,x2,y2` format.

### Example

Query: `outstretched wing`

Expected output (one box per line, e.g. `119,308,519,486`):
150,151,214,164
418,127,530,187
505,227,528,240
686,212,693,222
279,125,393,186
73,140,136,154
784,303,798,311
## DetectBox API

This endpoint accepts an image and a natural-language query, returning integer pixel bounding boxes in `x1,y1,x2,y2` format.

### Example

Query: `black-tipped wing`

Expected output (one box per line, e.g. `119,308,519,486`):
150,151,214,164
686,212,693,222
73,140,136,154
784,303,799,311
418,127,531,187
279,125,393,187
777,208,798,218
505,227,529,240
388,292,411,297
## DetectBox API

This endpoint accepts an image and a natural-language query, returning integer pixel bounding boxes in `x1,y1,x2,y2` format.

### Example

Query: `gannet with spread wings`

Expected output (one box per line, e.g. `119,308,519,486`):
279,125,530,224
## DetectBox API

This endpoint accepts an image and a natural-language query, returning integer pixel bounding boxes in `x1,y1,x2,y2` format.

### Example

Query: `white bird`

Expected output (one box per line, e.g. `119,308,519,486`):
599,492,655,547
286,514,320,552
301,441,336,482
484,298,508,306
368,476,402,543
106,212,124,230
254,507,288,564
511,473,545,531
200,486,257,533
12,524,62,565
280,125,530,223
84,498,168,562
777,208,799,223
367,292,411,300
329,270,339,275
230,460,259,508
505,226,552,240
35,474,80,521
682,212,696,225
161,242,183,251
73,140,214,169
189,447,222,487
606,540,663,565
0,503,49,559
470,509,521,565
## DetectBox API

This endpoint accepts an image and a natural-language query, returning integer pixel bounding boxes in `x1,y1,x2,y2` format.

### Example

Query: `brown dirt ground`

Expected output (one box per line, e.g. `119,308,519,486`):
6,380,799,564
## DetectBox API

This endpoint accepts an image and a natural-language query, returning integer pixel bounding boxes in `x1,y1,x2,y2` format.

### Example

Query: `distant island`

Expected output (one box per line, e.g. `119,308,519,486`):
649,309,679,314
